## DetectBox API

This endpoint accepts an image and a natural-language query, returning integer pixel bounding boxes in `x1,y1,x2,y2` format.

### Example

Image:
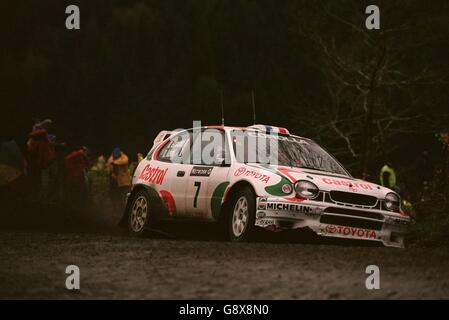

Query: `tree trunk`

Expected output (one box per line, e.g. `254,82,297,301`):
360,94,374,180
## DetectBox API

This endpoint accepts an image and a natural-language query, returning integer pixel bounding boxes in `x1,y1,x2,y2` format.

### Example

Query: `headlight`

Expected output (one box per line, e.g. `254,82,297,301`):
294,180,319,199
385,192,400,211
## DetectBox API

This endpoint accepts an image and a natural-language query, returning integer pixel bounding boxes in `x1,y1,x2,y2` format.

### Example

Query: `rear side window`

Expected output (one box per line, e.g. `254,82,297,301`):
156,128,230,165
157,131,191,163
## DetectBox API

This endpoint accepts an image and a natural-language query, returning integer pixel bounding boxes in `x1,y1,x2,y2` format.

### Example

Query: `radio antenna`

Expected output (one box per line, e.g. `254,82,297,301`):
251,90,256,125
220,89,225,126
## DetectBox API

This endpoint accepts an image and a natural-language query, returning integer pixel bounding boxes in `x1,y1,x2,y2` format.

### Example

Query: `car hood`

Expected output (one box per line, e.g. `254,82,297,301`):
253,164,393,199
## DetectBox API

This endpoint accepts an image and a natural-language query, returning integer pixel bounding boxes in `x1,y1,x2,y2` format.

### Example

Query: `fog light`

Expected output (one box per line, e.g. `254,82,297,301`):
281,183,293,194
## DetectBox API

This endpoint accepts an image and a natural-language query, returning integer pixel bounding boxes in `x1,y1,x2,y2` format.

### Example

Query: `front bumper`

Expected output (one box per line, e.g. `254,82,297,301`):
255,197,411,248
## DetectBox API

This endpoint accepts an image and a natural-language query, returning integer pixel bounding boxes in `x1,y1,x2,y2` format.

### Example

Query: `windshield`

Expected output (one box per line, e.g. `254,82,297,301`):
231,130,349,176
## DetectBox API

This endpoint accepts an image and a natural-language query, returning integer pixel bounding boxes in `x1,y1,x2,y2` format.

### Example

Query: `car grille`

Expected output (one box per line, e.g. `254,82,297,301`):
323,207,384,221
320,215,383,230
329,191,378,207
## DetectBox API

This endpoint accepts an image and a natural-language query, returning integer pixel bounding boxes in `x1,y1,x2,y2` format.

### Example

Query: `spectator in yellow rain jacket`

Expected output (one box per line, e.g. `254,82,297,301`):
0,140,26,201
107,147,132,214
91,155,107,173
87,155,108,209
380,160,400,194
128,152,144,177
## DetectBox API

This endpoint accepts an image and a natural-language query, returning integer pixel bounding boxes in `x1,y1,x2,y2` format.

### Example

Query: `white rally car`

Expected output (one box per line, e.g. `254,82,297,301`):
121,125,410,247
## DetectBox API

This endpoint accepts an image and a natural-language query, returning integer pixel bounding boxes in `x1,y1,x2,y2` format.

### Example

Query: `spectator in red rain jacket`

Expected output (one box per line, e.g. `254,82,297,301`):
64,146,89,206
27,125,56,200
27,129,56,168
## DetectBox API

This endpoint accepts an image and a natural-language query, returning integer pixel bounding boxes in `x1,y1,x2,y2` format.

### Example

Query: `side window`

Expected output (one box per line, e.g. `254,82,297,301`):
157,131,191,163
190,129,230,166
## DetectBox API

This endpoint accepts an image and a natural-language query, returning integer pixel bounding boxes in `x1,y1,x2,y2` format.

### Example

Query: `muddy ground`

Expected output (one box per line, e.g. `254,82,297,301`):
1,200,449,299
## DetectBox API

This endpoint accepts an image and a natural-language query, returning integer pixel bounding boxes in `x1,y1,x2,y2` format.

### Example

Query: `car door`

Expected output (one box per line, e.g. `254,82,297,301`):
185,128,231,219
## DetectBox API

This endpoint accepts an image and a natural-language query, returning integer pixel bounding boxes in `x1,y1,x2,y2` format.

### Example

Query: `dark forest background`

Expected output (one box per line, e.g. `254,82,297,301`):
2,0,448,183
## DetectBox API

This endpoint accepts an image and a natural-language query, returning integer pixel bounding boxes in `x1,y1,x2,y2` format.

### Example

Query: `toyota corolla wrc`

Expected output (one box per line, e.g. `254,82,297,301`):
120,124,410,248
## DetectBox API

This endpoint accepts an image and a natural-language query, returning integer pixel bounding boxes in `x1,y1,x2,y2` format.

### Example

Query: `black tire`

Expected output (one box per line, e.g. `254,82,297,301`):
127,189,151,237
226,186,256,242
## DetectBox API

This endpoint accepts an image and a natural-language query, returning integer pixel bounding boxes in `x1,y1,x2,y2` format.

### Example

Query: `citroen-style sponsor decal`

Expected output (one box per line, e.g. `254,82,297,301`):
190,166,213,177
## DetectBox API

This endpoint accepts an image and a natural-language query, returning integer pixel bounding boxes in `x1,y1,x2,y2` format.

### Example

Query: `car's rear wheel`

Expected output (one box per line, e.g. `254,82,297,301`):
227,187,256,242
128,190,151,237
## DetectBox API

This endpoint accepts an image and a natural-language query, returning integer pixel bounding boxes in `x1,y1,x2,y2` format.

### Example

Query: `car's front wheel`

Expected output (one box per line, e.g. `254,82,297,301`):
227,187,256,242
128,190,151,237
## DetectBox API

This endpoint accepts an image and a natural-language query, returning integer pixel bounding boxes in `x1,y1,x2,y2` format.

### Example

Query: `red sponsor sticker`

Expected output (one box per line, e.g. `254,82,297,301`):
139,164,168,185
324,224,378,239
234,167,270,183
322,178,373,191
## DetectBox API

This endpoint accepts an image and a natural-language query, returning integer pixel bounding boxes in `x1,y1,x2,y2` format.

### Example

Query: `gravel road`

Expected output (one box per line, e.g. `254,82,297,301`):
1,226,449,299
0,198,447,299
